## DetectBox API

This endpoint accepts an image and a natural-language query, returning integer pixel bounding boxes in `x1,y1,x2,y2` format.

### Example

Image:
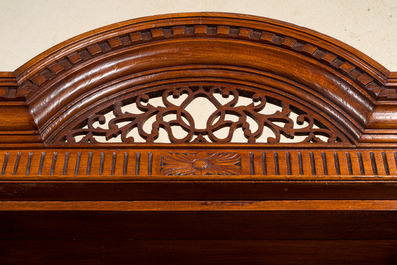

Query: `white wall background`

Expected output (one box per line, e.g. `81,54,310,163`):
0,0,396,72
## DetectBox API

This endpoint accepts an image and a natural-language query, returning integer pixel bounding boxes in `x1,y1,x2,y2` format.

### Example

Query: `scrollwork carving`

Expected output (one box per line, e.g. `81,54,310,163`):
62,85,345,144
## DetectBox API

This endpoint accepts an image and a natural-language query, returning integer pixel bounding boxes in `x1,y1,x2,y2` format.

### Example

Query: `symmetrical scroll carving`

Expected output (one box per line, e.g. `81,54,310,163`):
160,152,242,175
62,85,346,144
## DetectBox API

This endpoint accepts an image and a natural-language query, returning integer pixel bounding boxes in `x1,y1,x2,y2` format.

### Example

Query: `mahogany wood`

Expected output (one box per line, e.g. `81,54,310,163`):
2,240,397,265
1,12,397,264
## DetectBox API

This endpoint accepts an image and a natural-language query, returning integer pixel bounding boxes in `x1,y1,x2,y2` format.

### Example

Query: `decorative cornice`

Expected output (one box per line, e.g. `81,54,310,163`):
12,14,390,100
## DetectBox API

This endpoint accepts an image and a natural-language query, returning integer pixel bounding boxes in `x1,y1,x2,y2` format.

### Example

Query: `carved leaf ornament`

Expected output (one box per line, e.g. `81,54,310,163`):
160,152,242,175
63,86,344,144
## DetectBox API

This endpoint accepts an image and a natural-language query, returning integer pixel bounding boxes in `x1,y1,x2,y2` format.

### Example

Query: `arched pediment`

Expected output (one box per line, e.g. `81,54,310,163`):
0,13,397,145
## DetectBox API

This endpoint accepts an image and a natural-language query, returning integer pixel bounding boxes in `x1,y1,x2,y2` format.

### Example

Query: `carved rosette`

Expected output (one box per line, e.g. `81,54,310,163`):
160,152,242,175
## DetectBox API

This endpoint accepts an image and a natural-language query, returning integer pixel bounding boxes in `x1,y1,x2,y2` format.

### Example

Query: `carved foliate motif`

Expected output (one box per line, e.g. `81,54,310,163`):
160,152,242,175
62,86,345,144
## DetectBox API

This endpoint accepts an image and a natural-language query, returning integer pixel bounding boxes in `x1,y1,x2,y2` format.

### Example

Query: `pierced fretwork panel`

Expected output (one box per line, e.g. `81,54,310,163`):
62,86,347,144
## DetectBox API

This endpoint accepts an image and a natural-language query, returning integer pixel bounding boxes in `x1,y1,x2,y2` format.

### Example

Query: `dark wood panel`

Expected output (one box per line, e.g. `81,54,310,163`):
1,240,396,265
1,211,397,240
2,181,397,200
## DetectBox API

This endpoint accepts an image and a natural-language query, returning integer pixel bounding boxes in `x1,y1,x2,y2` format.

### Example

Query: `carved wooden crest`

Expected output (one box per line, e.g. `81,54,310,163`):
0,12,396,179
1,13,397,264
0,12,396,178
